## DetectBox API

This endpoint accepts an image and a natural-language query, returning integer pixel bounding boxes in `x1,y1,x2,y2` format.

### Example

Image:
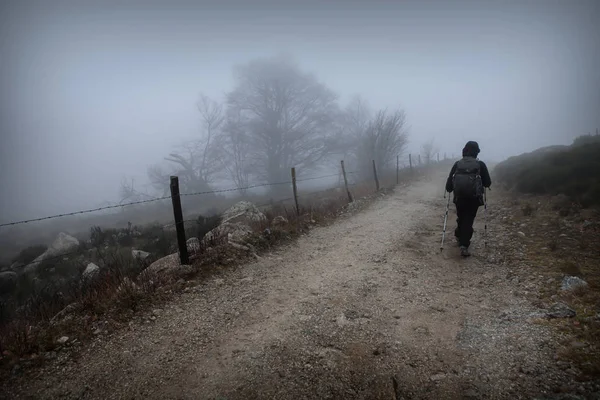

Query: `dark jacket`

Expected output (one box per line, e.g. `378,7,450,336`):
445,158,492,193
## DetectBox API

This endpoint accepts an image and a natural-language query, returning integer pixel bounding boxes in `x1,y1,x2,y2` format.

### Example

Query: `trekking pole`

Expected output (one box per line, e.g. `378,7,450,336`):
483,188,488,248
440,191,451,252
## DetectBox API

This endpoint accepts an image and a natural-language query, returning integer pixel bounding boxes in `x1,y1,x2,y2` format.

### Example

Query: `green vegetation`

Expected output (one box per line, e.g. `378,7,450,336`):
494,134,600,208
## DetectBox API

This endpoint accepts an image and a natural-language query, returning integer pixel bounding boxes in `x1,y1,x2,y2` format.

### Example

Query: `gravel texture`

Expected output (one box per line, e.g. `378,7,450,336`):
2,171,594,400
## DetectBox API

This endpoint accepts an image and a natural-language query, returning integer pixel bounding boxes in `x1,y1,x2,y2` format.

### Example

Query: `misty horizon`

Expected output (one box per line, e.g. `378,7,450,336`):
1,0,599,223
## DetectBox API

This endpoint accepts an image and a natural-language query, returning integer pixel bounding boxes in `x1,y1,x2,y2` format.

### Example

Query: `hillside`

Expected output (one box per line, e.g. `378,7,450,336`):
494,134,600,208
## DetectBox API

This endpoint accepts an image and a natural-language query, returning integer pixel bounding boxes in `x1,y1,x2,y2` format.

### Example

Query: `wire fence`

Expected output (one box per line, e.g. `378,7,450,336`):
0,172,357,228
0,154,446,270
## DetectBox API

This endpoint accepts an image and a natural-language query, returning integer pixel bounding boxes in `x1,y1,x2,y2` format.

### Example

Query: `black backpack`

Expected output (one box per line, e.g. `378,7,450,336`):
452,157,483,201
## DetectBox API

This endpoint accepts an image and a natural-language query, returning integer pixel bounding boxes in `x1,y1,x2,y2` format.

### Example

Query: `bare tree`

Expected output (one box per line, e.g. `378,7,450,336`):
195,94,225,180
421,138,439,164
147,164,170,196
218,108,251,194
344,94,372,139
147,94,224,195
118,178,153,204
226,55,340,189
354,108,409,177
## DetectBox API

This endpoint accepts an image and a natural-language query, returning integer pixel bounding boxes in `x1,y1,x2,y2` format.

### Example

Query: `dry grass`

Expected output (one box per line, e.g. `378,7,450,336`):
0,169,427,377
498,191,600,379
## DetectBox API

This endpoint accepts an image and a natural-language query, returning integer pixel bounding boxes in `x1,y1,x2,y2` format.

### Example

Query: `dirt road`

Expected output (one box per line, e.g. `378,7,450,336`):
7,172,569,399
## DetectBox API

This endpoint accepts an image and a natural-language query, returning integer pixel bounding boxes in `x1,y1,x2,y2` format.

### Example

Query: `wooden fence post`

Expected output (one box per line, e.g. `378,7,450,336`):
409,153,413,171
372,160,380,192
170,176,189,265
291,167,300,216
341,160,353,203
418,154,421,165
396,155,399,184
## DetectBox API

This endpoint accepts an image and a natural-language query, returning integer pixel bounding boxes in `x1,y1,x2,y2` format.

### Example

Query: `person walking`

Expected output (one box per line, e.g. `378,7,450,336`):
445,141,492,257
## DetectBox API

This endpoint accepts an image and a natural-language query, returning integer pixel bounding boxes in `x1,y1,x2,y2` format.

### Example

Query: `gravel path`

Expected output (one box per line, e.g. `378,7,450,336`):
5,172,569,400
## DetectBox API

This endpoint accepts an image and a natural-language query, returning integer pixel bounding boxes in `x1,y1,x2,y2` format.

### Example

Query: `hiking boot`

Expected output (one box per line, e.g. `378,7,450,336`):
460,246,471,257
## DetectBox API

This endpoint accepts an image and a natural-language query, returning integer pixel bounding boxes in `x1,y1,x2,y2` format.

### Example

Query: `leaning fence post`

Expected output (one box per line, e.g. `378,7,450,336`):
291,167,300,216
170,176,189,265
409,153,413,172
341,160,353,203
372,160,380,192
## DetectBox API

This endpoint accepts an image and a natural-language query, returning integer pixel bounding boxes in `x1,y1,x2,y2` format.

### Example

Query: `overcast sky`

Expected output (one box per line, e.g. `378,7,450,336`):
1,0,599,222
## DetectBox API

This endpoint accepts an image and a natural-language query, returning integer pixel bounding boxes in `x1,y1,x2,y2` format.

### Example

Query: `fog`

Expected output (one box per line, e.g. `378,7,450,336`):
1,0,599,223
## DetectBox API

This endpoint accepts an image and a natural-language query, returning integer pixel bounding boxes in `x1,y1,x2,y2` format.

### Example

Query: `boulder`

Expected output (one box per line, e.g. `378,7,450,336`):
81,263,100,283
0,271,18,295
204,222,253,244
26,233,80,273
132,250,151,261
221,201,266,225
546,302,576,319
139,253,194,280
561,276,588,291
200,202,264,248
144,253,179,275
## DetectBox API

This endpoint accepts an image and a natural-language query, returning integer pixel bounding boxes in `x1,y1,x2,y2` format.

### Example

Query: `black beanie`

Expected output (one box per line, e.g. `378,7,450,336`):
462,141,480,157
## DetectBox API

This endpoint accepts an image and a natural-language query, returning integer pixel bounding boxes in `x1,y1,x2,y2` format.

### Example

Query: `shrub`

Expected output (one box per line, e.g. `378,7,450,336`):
494,138,600,208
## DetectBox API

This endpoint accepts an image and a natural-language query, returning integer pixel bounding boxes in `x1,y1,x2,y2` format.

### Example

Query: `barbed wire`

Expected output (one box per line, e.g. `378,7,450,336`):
1,171,358,228
0,196,173,228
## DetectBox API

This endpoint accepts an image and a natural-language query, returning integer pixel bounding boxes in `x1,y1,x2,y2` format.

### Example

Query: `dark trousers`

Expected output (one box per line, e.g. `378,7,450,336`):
454,198,480,248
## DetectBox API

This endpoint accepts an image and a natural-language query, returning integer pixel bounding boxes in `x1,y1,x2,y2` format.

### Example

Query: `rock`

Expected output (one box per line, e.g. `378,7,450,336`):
221,201,266,225
25,233,80,272
81,263,100,283
186,237,200,253
50,303,81,325
140,253,194,280
143,253,179,275
430,373,446,381
570,341,587,349
0,271,18,294
517,231,526,237
204,222,253,244
271,216,289,227
561,276,588,291
56,336,69,345
132,250,151,261
546,302,576,319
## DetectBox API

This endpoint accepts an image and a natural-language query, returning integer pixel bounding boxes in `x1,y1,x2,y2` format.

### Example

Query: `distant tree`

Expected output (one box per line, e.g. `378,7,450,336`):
352,108,409,177
147,93,224,195
147,164,170,196
421,138,439,164
225,55,340,189
217,107,252,194
118,177,155,204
